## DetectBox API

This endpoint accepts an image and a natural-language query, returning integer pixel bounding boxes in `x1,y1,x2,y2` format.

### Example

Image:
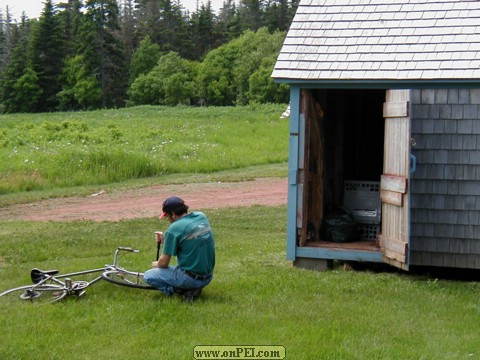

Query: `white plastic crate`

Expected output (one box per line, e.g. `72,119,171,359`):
358,223,380,241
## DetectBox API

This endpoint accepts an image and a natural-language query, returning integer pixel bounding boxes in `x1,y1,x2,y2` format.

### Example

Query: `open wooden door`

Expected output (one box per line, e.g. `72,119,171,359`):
297,90,325,246
379,89,411,270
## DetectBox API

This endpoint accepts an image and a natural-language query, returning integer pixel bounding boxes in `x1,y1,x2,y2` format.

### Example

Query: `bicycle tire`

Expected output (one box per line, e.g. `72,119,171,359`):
101,270,155,289
0,284,68,304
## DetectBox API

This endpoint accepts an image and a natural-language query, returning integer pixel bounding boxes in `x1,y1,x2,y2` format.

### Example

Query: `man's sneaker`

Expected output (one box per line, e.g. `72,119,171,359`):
173,287,188,295
182,288,202,303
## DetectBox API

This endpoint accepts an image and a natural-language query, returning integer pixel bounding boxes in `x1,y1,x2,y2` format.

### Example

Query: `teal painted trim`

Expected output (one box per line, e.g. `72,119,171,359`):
406,97,413,269
286,86,301,261
273,79,480,89
296,247,384,263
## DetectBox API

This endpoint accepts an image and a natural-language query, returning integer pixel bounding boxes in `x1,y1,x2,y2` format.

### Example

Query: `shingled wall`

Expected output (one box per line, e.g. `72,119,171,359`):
410,89,480,269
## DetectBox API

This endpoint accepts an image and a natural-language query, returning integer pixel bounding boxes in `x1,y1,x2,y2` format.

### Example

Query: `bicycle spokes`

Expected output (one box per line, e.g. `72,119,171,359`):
1,285,68,304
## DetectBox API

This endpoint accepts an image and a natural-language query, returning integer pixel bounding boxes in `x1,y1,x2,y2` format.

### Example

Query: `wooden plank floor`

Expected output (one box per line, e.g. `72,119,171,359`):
305,240,380,252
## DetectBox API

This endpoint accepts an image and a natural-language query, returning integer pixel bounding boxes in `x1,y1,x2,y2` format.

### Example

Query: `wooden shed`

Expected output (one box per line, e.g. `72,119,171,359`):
272,0,480,271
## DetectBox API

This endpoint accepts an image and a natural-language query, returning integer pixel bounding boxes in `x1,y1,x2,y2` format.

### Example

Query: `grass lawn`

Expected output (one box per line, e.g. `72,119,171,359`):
0,105,288,194
1,105,479,359
1,206,480,359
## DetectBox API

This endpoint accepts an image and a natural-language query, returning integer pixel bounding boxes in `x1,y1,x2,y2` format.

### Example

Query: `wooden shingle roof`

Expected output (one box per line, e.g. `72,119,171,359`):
272,0,480,85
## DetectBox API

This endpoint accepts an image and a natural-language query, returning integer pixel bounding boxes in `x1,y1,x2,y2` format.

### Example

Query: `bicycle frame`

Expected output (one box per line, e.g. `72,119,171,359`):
31,247,136,286
32,267,107,289
0,247,153,303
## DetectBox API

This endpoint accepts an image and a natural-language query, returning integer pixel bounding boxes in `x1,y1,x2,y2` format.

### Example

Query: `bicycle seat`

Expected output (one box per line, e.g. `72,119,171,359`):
30,268,59,284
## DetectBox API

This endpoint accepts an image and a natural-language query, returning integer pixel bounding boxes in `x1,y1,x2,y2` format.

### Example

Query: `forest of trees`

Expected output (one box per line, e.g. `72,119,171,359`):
0,0,297,113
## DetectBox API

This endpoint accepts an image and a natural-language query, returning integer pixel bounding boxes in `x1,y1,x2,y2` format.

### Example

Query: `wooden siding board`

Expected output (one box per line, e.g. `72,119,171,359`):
466,255,477,268
471,239,480,254
421,252,432,266
410,88,480,269
443,253,457,268
431,253,444,267
455,254,467,268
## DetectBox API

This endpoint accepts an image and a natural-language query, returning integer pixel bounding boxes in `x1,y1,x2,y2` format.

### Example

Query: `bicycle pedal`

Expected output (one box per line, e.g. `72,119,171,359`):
20,290,40,300
76,290,86,297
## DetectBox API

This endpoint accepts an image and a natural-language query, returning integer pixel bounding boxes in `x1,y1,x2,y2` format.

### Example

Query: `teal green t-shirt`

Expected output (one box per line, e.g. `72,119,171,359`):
163,211,215,275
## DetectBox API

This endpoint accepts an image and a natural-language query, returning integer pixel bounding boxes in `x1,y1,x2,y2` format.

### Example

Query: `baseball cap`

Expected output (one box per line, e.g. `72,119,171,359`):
159,196,185,219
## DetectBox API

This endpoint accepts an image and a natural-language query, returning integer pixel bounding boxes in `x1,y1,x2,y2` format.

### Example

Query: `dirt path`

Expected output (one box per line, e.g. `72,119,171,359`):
0,178,288,222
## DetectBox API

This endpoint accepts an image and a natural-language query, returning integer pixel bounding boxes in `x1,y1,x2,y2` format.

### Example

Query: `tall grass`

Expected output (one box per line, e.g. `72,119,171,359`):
1,207,480,359
0,105,288,193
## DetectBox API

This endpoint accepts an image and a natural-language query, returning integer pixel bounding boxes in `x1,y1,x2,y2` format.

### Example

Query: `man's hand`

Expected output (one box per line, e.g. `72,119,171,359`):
155,231,165,244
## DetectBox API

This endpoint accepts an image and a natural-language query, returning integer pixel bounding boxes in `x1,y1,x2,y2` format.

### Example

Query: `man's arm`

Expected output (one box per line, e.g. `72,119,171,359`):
151,231,172,268
152,253,171,268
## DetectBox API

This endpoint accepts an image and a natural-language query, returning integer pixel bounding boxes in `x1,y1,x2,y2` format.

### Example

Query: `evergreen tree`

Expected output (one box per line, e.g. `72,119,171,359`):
217,0,242,43
0,8,13,72
288,0,300,20
157,0,191,56
134,0,161,44
238,0,263,32
80,0,126,108
29,0,65,112
263,0,290,32
189,2,215,60
1,16,33,113
57,0,84,57
120,0,136,65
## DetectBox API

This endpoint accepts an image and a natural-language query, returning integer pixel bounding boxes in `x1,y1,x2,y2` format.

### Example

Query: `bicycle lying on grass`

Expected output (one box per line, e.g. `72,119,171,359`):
0,247,154,304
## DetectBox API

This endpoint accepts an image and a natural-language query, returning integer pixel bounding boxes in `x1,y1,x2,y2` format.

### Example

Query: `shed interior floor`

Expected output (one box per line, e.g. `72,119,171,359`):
307,240,379,252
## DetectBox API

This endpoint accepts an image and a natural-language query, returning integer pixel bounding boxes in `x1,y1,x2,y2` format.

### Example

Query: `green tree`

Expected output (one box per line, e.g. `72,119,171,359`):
120,0,135,66
57,0,84,58
129,35,161,84
188,2,219,60
238,0,263,32
0,7,13,73
29,0,65,111
217,0,242,43
232,27,285,105
58,54,102,110
247,57,289,104
127,51,197,106
263,0,290,32
1,16,33,113
157,0,190,56
134,0,161,44
196,41,238,106
79,0,126,108
12,67,43,112
197,27,285,106
135,0,190,56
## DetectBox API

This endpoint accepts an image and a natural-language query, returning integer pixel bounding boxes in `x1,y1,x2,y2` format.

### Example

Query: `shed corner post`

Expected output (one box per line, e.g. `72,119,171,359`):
286,86,301,261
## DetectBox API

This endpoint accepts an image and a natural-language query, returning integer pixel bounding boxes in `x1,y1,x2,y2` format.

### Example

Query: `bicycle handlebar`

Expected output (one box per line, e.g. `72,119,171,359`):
113,247,140,266
116,247,139,253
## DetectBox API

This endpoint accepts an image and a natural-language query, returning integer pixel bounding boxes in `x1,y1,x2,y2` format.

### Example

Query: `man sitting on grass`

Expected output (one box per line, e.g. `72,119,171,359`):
144,196,215,302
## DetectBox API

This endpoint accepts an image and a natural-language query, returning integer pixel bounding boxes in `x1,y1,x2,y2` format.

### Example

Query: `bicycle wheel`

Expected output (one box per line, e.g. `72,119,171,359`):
0,284,68,304
102,270,154,289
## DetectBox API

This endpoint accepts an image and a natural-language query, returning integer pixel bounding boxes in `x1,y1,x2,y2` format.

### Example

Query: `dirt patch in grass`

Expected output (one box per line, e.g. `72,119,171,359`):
0,178,287,222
